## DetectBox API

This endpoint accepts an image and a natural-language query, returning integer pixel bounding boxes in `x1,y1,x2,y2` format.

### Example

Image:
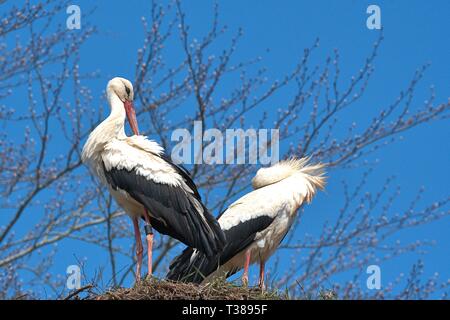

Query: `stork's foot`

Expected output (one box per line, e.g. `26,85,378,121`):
144,273,155,281
258,281,266,292
242,275,249,287
144,273,158,282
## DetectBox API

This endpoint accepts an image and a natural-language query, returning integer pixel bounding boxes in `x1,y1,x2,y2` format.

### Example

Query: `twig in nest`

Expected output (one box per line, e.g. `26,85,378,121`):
64,284,94,300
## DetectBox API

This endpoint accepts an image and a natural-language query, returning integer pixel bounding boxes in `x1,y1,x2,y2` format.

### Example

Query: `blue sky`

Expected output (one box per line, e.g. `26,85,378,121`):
2,0,449,297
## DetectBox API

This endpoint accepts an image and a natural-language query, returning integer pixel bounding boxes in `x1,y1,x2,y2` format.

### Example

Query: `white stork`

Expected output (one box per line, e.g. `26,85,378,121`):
167,158,326,289
81,77,225,281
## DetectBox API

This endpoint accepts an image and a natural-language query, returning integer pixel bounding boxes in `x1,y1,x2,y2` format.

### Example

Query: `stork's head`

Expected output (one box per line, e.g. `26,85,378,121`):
106,77,139,135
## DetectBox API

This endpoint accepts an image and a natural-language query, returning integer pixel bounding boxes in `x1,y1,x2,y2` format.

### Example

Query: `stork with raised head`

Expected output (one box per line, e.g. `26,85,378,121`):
166,158,326,289
82,77,226,281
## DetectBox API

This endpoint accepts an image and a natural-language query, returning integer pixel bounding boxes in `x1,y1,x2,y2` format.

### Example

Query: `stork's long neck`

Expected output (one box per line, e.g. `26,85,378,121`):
105,93,127,138
81,93,126,164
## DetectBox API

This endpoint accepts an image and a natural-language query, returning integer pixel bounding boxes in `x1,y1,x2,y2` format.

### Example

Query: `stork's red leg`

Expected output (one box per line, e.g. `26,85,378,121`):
242,249,251,286
258,260,266,291
132,217,143,282
143,209,154,277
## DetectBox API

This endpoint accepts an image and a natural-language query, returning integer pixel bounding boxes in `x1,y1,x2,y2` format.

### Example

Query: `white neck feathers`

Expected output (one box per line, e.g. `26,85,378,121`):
81,92,126,163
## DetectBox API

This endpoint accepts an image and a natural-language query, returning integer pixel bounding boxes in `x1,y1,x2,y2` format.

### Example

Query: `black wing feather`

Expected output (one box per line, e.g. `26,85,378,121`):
167,215,275,283
159,153,202,200
103,161,225,257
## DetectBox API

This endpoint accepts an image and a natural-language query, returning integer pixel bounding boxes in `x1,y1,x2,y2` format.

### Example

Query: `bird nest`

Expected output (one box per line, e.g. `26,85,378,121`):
91,278,282,300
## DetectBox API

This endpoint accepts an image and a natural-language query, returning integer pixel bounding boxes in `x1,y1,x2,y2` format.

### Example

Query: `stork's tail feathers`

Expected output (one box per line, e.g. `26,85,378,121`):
167,247,211,283
294,157,326,203
251,156,326,202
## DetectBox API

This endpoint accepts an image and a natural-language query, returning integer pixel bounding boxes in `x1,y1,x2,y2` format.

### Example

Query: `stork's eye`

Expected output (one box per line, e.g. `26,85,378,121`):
125,85,130,96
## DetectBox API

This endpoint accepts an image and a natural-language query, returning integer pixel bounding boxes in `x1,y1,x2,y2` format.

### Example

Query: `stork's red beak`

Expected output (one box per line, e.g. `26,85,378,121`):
124,101,139,135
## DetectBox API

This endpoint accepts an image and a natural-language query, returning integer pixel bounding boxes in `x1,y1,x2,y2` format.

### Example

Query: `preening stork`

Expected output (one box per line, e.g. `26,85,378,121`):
167,158,326,289
81,77,225,281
